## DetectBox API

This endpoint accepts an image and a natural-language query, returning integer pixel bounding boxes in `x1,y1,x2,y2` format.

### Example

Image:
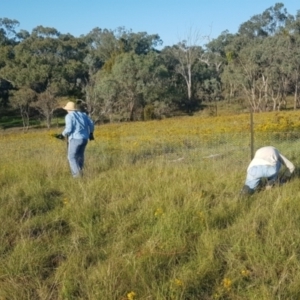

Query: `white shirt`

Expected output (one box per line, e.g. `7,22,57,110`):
247,146,295,173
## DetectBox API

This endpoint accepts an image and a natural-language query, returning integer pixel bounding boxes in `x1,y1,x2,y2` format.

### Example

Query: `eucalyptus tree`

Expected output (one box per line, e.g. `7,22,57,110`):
259,35,290,110
163,27,213,112
120,30,162,54
159,46,187,108
31,89,58,128
83,26,162,79
92,72,119,122
221,3,294,111
10,88,37,129
230,38,267,111
238,2,291,38
196,31,235,103
80,27,124,118
166,40,203,112
0,26,88,125
225,35,293,112
202,31,230,74
1,26,87,94
82,27,163,118
94,51,168,121
0,18,26,106
84,27,121,67
0,79,12,107
84,26,162,63
203,31,235,102
290,35,300,110
284,11,300,109
0,18,21,45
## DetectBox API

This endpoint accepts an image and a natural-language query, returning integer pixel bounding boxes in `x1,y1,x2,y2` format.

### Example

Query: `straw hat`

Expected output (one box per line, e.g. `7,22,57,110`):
63,101,77,111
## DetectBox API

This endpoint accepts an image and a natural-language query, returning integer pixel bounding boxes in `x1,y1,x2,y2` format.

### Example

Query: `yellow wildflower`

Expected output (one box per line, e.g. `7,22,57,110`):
222,278,232,291
154,208,164,217
241,269,250,277
127,291,136,300
174,278,184,287
63,198,69,205
197,211,205,223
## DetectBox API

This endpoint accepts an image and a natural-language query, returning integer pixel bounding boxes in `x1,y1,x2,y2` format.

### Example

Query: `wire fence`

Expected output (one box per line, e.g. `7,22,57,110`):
1,126,300,171
116,130,300,168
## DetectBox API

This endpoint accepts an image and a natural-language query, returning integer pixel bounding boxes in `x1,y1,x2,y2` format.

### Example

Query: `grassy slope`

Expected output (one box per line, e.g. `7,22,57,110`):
1,110,300,299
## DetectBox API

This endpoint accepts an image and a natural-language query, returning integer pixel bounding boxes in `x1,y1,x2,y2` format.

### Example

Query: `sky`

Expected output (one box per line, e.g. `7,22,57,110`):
1,0,299,47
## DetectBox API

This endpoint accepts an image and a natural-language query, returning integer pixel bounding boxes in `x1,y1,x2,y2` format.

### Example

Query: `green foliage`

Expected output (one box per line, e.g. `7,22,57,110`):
143,104,155,120
2,3,300,122
0,26,88,96
95,51,168,121
0,115,41,129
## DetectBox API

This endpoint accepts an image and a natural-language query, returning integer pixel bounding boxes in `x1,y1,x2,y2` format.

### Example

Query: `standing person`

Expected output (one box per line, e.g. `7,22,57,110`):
61,101,94,178
241,146,295,195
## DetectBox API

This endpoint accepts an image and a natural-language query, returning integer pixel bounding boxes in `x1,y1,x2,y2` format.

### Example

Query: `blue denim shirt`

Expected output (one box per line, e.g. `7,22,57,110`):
62,111,94,140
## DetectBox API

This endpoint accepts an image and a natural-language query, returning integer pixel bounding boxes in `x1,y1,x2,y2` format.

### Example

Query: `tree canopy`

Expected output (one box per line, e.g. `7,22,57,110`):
0,2,300,126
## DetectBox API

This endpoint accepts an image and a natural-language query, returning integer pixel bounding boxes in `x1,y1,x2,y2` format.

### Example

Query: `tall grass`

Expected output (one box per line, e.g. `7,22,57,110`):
1,111,300,299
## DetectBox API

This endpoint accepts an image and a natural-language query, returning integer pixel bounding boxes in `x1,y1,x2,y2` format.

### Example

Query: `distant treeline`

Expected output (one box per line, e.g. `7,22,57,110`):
0,2,300,128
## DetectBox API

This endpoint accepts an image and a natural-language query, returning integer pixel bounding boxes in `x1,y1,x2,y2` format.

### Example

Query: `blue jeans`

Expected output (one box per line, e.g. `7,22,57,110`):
245,161,281,191
67,139,88,177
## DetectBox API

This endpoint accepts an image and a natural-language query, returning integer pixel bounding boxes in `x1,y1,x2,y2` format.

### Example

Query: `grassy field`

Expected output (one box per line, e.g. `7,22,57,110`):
1,110,300,299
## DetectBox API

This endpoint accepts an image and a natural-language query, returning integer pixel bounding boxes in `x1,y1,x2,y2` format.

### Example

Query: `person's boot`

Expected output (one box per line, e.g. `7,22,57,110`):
240,185,254,196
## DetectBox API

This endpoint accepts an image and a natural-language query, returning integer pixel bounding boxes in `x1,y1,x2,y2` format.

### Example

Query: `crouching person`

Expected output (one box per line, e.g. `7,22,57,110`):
241,146,295,195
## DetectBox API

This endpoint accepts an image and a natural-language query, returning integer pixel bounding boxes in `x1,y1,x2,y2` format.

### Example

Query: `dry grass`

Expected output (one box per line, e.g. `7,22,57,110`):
1,111,300,299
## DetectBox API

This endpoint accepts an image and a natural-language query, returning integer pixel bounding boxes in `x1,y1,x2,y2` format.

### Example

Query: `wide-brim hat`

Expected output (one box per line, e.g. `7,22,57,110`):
63,101,77,111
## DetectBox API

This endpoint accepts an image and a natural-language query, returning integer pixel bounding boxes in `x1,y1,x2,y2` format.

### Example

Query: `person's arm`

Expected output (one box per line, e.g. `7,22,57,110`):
62,114,72,137
279,154,295,174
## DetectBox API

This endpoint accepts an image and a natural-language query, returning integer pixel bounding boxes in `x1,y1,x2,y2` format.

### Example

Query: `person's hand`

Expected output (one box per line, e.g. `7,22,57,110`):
89,132,95,141
280,170,293,184
54,133,65,140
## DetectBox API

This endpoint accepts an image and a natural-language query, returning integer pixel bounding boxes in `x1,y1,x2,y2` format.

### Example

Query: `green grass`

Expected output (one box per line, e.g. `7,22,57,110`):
1,127,300,299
